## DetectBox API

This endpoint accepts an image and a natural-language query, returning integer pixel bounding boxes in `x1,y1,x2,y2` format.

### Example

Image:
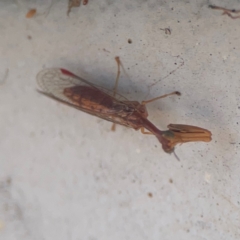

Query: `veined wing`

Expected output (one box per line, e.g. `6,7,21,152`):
37,68,129,104
37,68,133,128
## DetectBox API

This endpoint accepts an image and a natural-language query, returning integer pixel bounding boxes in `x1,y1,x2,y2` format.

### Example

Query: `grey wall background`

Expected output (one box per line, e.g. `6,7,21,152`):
0,0,239,239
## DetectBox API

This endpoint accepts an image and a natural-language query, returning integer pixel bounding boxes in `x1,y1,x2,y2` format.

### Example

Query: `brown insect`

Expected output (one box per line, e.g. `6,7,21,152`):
37,57,212,154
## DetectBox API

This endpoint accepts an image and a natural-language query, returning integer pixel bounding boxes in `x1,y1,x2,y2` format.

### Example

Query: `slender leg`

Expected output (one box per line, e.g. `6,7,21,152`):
113,56,121,97
111,123,116,131
141,127,153,135
111,56,121,131
142,91,181,105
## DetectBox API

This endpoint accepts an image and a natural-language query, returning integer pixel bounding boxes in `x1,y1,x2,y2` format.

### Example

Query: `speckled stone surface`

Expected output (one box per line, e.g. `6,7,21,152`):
0,0,239,239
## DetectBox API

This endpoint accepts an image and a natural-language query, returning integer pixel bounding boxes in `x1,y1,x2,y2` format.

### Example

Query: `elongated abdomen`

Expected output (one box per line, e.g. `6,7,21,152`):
63,86,118,113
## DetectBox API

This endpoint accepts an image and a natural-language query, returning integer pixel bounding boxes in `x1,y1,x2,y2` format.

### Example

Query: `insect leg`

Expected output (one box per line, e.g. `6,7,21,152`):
141,127,154,135
111,56,121,131
111,123,116,131
142,91,181,105
113,56,121,97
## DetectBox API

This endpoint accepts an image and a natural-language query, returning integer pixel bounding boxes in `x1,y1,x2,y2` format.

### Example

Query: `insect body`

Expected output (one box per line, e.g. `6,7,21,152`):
37,58,212,153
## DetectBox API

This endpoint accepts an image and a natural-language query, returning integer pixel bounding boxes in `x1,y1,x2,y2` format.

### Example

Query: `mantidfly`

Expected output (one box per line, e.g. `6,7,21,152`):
37,57,212,154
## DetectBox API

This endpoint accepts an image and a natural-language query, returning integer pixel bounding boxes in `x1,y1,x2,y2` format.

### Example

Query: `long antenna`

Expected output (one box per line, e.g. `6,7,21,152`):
173,150,180,161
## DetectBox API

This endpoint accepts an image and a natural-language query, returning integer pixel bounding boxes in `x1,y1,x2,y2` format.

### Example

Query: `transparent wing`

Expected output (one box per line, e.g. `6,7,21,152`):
36,68,129,104
36,68,132,128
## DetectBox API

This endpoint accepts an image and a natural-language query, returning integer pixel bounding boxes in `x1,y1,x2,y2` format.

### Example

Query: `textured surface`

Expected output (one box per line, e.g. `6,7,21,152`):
0,0,240,239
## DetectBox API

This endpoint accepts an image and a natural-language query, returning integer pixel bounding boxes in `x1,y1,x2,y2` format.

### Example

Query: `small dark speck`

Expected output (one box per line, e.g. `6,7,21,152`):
6,177,12,186
238,106,240,109
128,39,132,44
148,192,153,198
27,35,32,40
169,178,173,183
